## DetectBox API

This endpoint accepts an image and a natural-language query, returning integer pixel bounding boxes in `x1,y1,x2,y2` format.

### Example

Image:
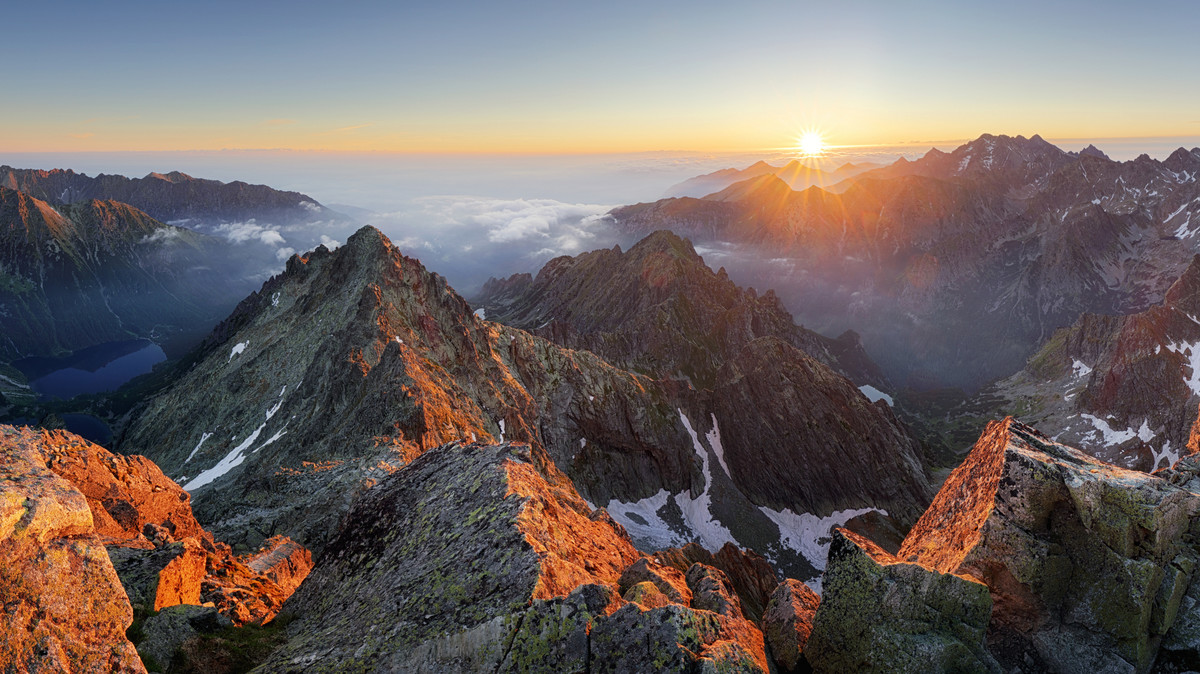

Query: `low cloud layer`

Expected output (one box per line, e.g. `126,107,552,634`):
364,195,629,296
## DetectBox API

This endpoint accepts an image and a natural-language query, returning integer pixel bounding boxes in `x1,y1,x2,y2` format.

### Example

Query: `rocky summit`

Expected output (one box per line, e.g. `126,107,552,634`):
119,225,932,584
259,440,769,673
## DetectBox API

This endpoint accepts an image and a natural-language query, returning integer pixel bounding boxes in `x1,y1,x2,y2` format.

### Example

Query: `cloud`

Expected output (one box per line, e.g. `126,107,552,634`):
275,246,297,261
140,228,182,244
334,123,372,133
214,220,287,246
365,196,629,295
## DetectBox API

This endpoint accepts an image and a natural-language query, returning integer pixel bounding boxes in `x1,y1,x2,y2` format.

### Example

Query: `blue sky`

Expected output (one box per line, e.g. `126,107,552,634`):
2,1,1198,152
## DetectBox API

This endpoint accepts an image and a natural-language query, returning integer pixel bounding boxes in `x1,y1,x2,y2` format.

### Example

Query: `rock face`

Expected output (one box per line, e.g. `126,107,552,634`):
474,229,888,389
120,225,931,583
762,579,820,672
662,159,878,199
896,417,1200,672
0,425,146,673
806,528,999,673
8,425,312,628
260,441,768,673
993,255,1200,471
612,135,1200,390
0,186,260,361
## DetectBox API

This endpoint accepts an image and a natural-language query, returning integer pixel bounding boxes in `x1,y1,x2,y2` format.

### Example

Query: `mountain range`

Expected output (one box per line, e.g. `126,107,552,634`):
612,134,1200,391
8,140,1200,672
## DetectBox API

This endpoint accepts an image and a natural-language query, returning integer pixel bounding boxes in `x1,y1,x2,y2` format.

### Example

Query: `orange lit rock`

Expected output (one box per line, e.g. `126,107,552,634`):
762,578,820,673
0,426,146,673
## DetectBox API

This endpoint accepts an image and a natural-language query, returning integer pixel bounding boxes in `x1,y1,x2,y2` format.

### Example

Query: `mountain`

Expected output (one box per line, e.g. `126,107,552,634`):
611,134,1200,390
0,187,260,361
986,254,1200,471
118,226,932,584
473,229,888,390
664,160,879,199
0,166,341,228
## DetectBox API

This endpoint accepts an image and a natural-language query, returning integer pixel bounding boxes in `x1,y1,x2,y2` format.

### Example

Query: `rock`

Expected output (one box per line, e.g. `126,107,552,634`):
109,539,207,613
36,429,206,547
0,425,146,673
137,604,232,671
897,417,1200,672
9,425,312,628
258,441,768,672
762,579,820,672
805,529,1000,673
686,563,746,619
618,557,692,605
655,541,779,622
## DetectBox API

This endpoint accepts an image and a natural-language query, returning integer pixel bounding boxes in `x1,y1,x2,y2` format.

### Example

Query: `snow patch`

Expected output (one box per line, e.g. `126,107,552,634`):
183,387,286,491
675,410,737,551
858,385,893,406
498,419,506,443
1137,420,1155,443
1080,414,1137,446
271,292,281,307
1151,440,1180,471
228,342,248,362
1165,341,1200,397
473,308,486,319
759,505,883,589
705,414,730,478
605,489,684,551
185,432,213,463
1072,360,1092,379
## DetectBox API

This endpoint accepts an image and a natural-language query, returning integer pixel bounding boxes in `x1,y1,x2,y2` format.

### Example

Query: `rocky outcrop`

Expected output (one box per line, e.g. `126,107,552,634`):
36,429,206,547
762,579,820,672
9,425,312,628
806,528,999,673
654,541,779,622
0,425,146,673
896,417,1200,672
260,440,769,673
120,226,931,583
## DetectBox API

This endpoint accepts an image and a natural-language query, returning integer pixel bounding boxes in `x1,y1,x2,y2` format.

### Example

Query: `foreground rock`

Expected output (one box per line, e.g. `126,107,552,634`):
806,529,999,673
260,441,768,672
762,579,820,672
0,426,146,673
897,417,1200,672
13,426,312,628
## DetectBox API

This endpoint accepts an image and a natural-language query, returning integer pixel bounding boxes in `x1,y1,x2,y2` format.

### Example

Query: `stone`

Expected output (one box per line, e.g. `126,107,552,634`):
618,557,692,606
762,578,820,672
686,563,746,619
0,425,146,673
654,541,780,622
137,604,233,671
805,529,1000,674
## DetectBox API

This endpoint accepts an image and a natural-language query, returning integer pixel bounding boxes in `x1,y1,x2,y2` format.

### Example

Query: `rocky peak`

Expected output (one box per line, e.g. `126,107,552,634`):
1165,146,1200,173
1079,143,1111,160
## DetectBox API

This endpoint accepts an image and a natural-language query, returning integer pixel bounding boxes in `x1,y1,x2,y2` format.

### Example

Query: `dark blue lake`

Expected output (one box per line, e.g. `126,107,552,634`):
14,339,166,401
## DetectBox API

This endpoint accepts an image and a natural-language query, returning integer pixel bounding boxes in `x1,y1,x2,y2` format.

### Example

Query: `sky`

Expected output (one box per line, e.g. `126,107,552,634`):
3,0,1199,155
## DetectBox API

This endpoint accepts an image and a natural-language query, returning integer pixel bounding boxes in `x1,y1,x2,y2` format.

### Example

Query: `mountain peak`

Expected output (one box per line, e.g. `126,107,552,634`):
1079,144,1110,160
145,171,196,183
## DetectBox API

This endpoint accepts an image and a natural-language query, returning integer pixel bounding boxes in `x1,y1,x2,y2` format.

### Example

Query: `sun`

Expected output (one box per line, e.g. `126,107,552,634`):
796,130,827,158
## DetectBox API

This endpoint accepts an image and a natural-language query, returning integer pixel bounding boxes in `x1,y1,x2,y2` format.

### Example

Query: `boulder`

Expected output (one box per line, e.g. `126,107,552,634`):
686,563,746,619
762,578,820,672
655,541,779,622
109,539,207,613
618,557,692,606
137,604,232,671
0,425,146,673
805,528,999,673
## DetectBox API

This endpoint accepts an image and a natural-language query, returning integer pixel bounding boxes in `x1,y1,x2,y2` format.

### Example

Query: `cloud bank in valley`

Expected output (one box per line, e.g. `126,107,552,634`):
363,195,628,296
